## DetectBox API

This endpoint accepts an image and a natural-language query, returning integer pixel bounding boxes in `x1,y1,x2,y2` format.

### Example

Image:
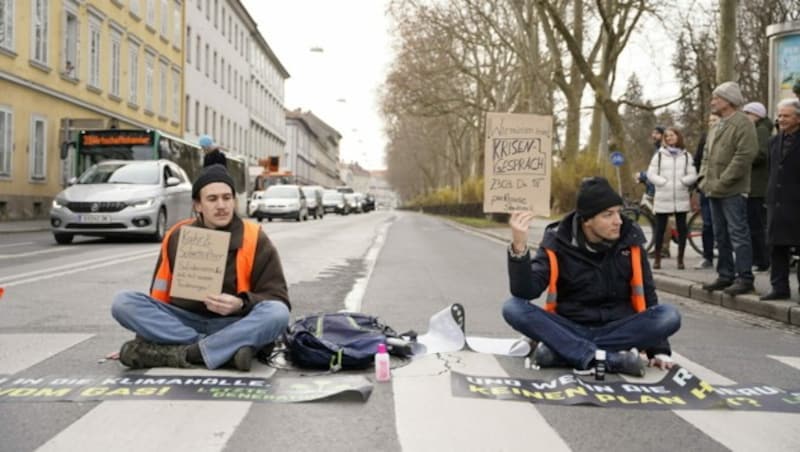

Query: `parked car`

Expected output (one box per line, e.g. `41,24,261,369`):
345,193,363,213
301,185,325,219
49,159,193,244
362,194,376,212
322,189,349,215
250,184,308,222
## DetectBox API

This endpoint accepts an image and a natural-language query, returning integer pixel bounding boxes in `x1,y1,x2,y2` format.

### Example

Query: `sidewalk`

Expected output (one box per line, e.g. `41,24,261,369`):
449,217,800,327
0,219,51,233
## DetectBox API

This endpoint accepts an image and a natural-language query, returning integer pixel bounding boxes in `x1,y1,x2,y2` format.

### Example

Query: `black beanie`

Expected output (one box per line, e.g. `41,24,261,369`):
192,164,236,200
576,177,623,220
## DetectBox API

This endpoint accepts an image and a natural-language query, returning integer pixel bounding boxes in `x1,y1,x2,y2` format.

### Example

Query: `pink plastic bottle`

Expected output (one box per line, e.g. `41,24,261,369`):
374,343,391,382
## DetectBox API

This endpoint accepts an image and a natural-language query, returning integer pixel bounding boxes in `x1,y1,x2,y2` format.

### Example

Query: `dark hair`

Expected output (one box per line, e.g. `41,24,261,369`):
653,126,666,134
665,127,685,149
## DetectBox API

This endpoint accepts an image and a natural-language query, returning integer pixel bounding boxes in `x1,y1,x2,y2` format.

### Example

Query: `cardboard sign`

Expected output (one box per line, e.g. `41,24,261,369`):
483,113,552,215
170,226,231,301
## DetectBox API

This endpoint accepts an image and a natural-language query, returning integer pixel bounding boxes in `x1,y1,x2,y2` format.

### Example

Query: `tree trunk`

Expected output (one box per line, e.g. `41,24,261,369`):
563,0,584,159
716,0,737,83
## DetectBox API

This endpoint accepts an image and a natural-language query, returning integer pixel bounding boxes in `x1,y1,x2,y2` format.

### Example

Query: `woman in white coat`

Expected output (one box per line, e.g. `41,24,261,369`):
646,127,698,270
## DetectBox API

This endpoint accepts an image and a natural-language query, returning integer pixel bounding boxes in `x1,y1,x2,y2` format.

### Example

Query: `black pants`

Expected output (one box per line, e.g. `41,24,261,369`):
769,245,799,295
655,212,688,256
747,197,769,268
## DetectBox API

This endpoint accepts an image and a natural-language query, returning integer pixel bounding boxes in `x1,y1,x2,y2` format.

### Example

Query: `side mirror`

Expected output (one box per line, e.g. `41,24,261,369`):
67,177,77,186
166,176,181,187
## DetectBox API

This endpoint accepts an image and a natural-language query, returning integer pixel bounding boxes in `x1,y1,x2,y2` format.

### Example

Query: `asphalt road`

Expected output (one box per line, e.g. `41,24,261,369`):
1,211,799,451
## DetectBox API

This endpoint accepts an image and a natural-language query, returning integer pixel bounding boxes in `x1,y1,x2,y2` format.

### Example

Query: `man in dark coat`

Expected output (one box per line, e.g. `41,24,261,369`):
761,99,800,301
742,102,772,271
502,177,681,377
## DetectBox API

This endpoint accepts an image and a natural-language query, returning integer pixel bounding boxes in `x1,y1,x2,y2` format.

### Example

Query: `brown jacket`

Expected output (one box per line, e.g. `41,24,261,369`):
150,216,290,316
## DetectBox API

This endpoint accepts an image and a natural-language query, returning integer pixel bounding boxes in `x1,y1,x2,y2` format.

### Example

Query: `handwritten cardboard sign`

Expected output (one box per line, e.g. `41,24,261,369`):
170,226,230,301
483,113,552,216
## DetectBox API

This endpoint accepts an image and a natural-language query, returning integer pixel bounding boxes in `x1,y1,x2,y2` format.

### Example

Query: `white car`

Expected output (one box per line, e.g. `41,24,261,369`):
249,185,309,222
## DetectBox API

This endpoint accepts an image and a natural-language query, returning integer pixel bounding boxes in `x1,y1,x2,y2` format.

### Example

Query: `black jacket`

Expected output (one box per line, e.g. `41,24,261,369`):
203,149,227,168
508,211,670,356
766,130,800,246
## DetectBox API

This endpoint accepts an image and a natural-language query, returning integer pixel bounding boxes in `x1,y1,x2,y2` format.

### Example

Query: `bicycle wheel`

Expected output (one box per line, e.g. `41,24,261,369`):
624,207,656,252
687,211,705,256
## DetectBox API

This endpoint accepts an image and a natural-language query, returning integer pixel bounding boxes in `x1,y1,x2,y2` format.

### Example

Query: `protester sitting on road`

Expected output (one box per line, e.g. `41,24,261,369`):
699,81,758,296
742,102,772,273
761,98,800,301
111,164,290,371
646,127,697,270
502,177,681,377
200,135,227,168
692,113,720,269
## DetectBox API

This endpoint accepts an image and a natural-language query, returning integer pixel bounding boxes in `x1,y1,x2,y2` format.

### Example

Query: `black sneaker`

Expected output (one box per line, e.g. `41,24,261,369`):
119,339,191,369
607,348,646,377
760,291,790,301
228,346,253,372
702,278,734,291
723,280,755,296
532,342,568,368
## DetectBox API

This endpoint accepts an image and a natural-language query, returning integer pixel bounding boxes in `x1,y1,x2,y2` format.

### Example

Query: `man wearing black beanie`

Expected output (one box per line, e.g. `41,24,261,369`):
110,164,291,372
502,177,681,377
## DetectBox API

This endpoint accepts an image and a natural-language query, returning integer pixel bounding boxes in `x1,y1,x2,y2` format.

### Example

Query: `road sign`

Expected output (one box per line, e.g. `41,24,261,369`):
610,151,625,167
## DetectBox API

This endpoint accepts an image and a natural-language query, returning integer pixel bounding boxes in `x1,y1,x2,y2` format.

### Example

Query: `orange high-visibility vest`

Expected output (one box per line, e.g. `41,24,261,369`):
543,246,646,314
150,219,260,303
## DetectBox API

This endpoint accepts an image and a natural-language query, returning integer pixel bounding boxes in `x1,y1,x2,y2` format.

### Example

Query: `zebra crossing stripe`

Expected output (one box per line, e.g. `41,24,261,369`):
0,334,93,375
392,351,570,452
767,355,800,371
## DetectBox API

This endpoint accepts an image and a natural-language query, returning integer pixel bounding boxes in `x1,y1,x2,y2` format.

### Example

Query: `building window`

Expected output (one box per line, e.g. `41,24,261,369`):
110,30,121,96
128,41,139,104
204,105,208,132
228,16,232,43
213,0,218,27
30,115,46,180
31,0,49,64
227,65,231,95
144,52,154,111
220,57,224,89
87,19,101,88
0,0,14,51
195,35,201,71
159,60,168,116
160,0,168,37
172,68,180,122
185,94,190,131
185,26,191,63
194,100,199,133
205,0,209,20
213,50,217,83
204,43,209,76
221,7,225,36
146,0,155,28
130,0,140,16
172,2,181,47
0,107,11,176
61,8,79,79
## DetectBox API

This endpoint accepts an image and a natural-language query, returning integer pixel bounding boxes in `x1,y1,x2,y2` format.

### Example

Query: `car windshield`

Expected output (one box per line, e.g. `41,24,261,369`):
323,191,343,200
78,162,159,185
301,187,316,196
265,186,298,199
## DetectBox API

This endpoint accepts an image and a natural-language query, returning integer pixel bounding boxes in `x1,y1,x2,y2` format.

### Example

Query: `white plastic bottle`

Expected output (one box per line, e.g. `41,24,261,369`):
374,343,391,382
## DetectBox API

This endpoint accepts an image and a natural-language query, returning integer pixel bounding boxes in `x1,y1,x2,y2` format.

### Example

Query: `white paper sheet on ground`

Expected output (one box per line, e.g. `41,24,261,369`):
465,336,532,357
412,305,466,356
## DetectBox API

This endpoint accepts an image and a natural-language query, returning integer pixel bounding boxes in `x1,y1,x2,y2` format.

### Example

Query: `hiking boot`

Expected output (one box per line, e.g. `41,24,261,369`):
702,278,733,291
607,348,646,377
532,342,568,368
760,291,790,301
723,280,755,296
694,259,713,270
119,339,191,369
226,346,253,371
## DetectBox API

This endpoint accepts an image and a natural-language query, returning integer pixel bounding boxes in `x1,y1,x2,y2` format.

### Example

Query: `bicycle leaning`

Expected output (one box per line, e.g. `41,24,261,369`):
621,192,705,256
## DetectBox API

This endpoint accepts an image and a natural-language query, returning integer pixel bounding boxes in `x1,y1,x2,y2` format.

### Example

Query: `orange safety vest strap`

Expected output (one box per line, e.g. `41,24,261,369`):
235,221,260,294
544,248,558,313
629,245,646,312
150,218,195,303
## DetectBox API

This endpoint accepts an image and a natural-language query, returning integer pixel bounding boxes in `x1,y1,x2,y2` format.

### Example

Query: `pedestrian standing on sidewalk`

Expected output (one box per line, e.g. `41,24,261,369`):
742,102,772,272
502,177,681,377
646,127,697,270
693,113,720,269
699,81,758,296
110,164,290,371
636,126,673,258
761,98,800,301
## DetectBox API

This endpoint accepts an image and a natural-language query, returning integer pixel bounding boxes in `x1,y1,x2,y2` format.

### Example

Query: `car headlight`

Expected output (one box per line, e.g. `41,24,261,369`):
52,198,66,209
337,203,344,208
129,198,155,209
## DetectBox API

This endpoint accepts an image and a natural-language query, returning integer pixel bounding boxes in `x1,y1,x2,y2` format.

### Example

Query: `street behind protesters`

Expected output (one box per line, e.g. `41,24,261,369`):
761,98,800,301
699,81,758,296
111,164,290,371
200,135,227,168
502,177,681,377
693,113,721,269
646,127,697,270
742,102,772,272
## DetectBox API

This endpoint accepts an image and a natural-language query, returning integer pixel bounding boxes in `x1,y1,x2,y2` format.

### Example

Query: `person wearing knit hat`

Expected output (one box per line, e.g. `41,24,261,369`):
199,135,227,168
742,102,767,119
502,176,680,377
742,101,772,272
699,82,759,296
111,164,291,373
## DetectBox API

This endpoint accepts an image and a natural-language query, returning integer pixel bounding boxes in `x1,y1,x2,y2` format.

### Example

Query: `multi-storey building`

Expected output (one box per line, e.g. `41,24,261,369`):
184,0,288,169
285,109,341,188
0,0,185,220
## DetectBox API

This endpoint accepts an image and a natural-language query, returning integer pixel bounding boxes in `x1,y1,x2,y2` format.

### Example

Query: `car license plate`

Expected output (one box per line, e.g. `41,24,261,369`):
77,214,112,223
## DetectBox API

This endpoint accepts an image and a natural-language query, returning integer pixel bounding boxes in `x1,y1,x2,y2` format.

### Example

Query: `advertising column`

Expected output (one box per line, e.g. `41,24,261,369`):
767,21,800,117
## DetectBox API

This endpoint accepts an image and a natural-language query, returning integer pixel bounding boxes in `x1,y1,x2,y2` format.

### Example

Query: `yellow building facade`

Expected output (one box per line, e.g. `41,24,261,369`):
0,0,184,220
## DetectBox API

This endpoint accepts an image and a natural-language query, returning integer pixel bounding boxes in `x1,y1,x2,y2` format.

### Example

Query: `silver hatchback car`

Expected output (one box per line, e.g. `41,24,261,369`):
50,160,193,244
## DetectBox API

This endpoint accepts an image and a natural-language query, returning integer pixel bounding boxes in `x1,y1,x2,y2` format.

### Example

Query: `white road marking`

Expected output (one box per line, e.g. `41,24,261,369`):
343,219,393,312
0,333,93,374
0,248,71,259
0,241,34,249
767,355,800,371
392,352,570,452
0,250,157,287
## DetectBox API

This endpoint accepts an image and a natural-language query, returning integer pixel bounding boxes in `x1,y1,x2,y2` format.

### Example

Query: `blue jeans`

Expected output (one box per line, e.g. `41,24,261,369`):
709,195,753,283
699,192,714,261
502,297,681,369
111,291,290,369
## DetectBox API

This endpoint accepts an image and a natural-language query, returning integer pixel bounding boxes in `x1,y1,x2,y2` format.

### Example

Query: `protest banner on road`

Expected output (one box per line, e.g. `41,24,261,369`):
170,226,230,301
483,113,552,216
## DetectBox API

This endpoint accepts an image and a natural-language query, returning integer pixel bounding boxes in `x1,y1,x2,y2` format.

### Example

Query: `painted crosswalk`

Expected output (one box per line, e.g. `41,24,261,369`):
2,333,800,452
